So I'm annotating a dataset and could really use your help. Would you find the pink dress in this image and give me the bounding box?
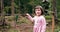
[27,15,46,32]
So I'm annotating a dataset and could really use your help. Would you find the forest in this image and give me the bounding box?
[0,0,60,32]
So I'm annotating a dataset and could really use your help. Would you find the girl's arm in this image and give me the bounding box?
[26,13,34,22]
[41,17,46,32]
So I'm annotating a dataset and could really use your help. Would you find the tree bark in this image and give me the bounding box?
[11,0,14,16]
[0,0,6,32]
[52,0,57,32]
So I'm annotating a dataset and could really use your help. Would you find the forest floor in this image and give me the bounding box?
[0,16,60,32]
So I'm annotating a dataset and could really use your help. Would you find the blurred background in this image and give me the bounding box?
[0,0,60,32]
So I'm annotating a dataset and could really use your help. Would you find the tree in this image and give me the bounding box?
[11,0,14,15]
[20,0,33,15]
[52,0,57,32]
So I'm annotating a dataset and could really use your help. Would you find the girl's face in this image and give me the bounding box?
[35,7,42,16]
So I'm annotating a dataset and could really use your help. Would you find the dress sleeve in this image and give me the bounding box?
[27,15,34,22]
[41,17,46,32]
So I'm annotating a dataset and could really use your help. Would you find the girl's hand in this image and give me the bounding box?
[26,13,30,16]
[25,13,30,18]
[25,13,33,22]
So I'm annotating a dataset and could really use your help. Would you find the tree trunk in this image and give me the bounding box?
[1,0,4,26]
[52,0,57,32]
[18,0,20,16]
[0,0,1,16]
[52,0,57,21]
[11,0,14,16]
[0,0,5,32]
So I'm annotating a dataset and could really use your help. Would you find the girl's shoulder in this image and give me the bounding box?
[40,15,45,18]
[33,15,45,18]
[33,15,45,20]
[39,15,46,20]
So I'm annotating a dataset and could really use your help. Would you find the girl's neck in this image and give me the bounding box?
[36,15,42,17]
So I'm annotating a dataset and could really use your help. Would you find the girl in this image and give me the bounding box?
[26,5,46,32]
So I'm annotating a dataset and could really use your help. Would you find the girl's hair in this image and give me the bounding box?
[34,5,44,15]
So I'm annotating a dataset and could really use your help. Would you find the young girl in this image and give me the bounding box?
[26,5,46,32]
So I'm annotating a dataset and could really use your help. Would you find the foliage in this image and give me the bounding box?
[0,0,60,32]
